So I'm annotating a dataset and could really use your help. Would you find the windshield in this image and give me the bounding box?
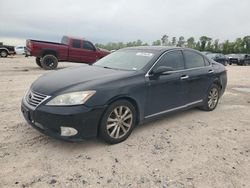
[94,50,155,71]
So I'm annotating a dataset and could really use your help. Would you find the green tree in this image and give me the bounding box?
[243,36,250,53]
[214,39,220,52]
[161,35,168,46]
[171,37,177,46]
[205,40,213,51]
[222,40,235,54]
[234,38,244,53]
[177,36,185,47]
[199,36,212,51]
[135,39,142,46]
[152,40,161,46]
[195,41,201,50]
[187,37,195,48]
[96,36,250,53]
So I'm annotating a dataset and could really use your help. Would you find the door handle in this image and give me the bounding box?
[208,70,214,74]
[180,75,189,80]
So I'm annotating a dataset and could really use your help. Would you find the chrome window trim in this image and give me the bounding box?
[145,49,212,77]
[145,99,203,119]
[145,49,182,77]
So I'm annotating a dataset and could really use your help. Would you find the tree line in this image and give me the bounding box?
[96,35,250,54]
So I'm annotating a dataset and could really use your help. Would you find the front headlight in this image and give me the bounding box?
[46,91,96,106]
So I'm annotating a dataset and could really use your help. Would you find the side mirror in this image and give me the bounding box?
[151,66,174,76]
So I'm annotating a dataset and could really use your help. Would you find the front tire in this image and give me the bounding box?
[99,100,136,144]
[41,54,58,70]
[0,50,8,57]
[200,84,220,111]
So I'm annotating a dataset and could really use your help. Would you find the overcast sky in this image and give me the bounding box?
[0,0,250,45]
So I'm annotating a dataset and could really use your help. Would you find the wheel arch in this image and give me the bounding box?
[212,79,222,89]
[105,95,140,125]
[0,47,9,53]
[41,49,59,58]
[0,48,9,56]
[203,79,223,102]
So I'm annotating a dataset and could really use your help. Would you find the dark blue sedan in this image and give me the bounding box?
[21,47,227,144]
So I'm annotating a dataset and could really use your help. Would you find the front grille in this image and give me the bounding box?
[26,90,49,108]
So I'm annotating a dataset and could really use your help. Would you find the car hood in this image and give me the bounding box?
[31,65,135,95]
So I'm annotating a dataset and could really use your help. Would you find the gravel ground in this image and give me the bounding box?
[0,56,250,188]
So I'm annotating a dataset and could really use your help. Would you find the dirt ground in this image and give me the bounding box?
[0,56,250,188]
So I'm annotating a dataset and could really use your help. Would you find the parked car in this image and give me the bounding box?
[21,47,227,144]
[25,36,110,70]
[206,53,228,66]
[15,45,26,55]
[0,44,15,57]
[226,54,249,65]
[244,54,250,65]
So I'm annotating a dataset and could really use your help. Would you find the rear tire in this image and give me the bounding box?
[35,57,42,68]
[41,54,58,70]
[199,84,220,111]
[99,100,136,144]
[0,50,8,57]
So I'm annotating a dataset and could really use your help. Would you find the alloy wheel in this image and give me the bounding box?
[45,57,54,67]
[106,106,133,139]
[208,87,219,109]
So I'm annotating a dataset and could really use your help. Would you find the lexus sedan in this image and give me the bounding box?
[21,47,227,144]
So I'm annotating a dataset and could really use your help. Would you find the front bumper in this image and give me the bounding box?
[21,98,106,141]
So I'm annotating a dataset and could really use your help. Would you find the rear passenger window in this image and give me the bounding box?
[154,50,184,70]
[183,51,205,69]
[83,41,95,51]
[72,39,81,48]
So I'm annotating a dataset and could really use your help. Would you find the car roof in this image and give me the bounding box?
[122,46,206,57]
[123,46,179,51]
[122,46,197,53]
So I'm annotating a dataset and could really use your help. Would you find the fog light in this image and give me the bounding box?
[34,122,44,130]
[60,127,78,136]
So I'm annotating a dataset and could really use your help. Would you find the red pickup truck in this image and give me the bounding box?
[26,36,110,70]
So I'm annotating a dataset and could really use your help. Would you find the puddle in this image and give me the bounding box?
[233,87,250,93]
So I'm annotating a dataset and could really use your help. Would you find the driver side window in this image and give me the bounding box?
[83,41,95,51]
[154,50,185,71]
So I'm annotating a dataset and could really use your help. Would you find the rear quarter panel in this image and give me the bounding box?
[212,62,227,96]
[28,40,69,60]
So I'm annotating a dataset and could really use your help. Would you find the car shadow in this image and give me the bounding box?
[134,108,201,132]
